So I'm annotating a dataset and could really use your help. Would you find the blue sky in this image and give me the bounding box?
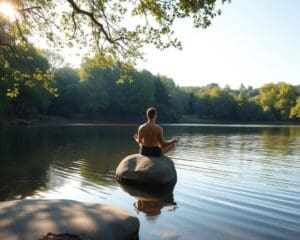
[137,0,300,88]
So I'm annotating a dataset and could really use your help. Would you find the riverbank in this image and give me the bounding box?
[1,114,299,127]
[178,115,300,125]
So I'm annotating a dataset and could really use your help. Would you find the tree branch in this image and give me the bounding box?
[0,43,19,59]
[21,6,41,12]
[16,20,29,46]
[66,0,115,44]
[71,11,77,38]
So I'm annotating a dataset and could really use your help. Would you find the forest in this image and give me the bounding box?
[1,0,299,124]
[0,46,300,123]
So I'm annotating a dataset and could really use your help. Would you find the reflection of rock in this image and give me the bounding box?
[118,180,176,202]
[118,181,177,219]
[116,154,177,186]
[0,199,140,240]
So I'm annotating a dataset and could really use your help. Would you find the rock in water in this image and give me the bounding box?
[118,181,177,218]
[0,199,139,240]
[116,153,177,186]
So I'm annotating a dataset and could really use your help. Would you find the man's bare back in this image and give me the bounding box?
[138,123,162,147]
[134,107,179,156]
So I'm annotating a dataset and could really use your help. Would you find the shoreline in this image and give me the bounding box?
[1,115,299,127]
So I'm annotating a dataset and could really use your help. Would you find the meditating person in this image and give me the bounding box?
[134,107,179,156]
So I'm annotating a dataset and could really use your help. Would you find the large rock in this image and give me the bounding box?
[116,153,177,186]
[0,199,139,240]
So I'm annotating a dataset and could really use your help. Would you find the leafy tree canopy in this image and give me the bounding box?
[0,43,55,98]
[0,0,230,66]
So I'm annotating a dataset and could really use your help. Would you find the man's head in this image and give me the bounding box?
[146,107,157,121]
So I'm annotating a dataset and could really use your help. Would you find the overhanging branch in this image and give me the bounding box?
[66,0,115,44]
[0,43,19,59]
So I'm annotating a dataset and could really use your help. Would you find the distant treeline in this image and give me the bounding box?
[1,49,300,122]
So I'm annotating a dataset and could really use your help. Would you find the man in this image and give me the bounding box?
[134,107,179,156]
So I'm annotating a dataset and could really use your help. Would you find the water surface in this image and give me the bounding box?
[0,124,299,239]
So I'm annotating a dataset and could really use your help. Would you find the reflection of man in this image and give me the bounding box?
[134,200,164,216]
[134,199,178,217]
[134,107,179,157]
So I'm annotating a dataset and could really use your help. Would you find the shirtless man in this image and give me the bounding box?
[134,107,179,156]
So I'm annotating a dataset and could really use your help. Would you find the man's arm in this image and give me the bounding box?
[158,127,178,147]
[133,126,144,146]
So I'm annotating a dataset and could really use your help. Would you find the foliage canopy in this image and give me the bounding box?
[0,0,229,65]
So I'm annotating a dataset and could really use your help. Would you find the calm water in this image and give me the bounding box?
[0,124,299,239]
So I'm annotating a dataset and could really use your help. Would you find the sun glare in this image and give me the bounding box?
[0,2,18,21]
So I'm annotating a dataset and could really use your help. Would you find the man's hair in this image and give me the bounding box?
[146,107,157,119]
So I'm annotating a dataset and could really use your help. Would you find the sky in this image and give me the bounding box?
[21,0,300,89]
[135,0,300,88]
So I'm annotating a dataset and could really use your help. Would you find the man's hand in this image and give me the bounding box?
[133,133,138,142]
[133,133,142,147]
[172,137,179,143]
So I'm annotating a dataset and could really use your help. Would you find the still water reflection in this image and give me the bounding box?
[0,124,299,239]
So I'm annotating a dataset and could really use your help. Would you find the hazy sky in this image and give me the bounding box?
[48,0,300,88]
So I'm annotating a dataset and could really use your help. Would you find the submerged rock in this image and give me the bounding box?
[118,181,177,219]
[116,153,177,186]
[0,199,139,240]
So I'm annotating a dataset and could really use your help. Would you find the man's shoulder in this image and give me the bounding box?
[155,124,163,131]
[139,123,161,130]
[138,123,148,130]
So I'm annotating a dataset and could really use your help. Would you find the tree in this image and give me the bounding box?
[154,76,170,119]
[195,84,238,120]
[159,76,188,120]
[186,93,197,115]
[0,43,55,118]
[47,67,81,118]
[235,90,265,121]
[0,0,230,67]
[290,97,300,119]
[0,13,55,99]
[79,60,114,117]
[258,83,297,120]
[115,69,155,119]
[209,87,238,120]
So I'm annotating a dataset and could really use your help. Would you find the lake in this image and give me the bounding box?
[0,124,299,239]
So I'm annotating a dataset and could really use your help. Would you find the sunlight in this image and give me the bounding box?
[0,2,18,22]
